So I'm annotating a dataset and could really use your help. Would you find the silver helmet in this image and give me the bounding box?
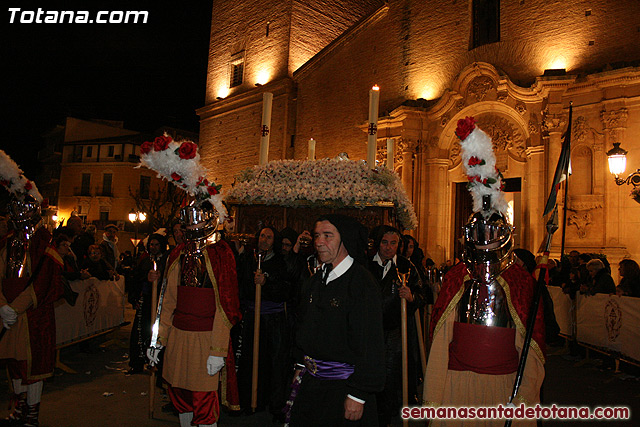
[180,201,219,242]
[462,195,513,284]
[9,195,41,236]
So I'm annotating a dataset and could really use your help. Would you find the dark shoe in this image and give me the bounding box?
[161,402,178,416]
[23,402,39,427]
[0,392,27,426]
[125,367,143,375]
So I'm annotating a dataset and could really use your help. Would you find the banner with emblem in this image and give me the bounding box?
[54,277,125,346]
[575,294,640,362]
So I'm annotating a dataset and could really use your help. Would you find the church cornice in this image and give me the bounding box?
[197,78,295,120]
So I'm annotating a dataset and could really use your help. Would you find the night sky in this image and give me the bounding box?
[3,1,213,177]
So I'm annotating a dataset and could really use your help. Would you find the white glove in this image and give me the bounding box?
[146,345,164,366]
[206,356,225,376]
[0,305,17,328]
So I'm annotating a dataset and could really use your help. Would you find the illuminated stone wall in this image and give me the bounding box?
[200,0,640,268]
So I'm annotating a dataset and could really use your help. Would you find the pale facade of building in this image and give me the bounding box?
[198,0,640,273]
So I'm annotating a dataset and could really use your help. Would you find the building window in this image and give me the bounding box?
[107,146,115,157]
[72,146,83,162]
[99,210,109,222]
[86,146,93,157]
[140,175,151,199]
[102,173,112,196]
[472,0,500,49]
[229,51,245,88]
[81,173,91,196]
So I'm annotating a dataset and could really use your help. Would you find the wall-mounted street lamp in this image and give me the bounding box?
[128,209,147,255]
[607,142,640,186]
[606,142,640,203]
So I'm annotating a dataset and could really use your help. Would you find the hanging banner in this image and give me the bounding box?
[576,293,640,362]
[55,277,125,346]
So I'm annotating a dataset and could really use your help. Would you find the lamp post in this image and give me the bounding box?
[128,209,147,256]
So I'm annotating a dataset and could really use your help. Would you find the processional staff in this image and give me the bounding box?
[251,251,264,412]
[398,270,410,427]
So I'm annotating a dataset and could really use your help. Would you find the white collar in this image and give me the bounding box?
[373,253,395,279]
[324,255,353,285]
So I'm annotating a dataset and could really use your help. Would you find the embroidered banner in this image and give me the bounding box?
[54,277,125,346]
[576,293,640,362]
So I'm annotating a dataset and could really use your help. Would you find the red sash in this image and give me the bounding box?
[2,277,29,303]
[448,322,518,375]
[173,287,216,331]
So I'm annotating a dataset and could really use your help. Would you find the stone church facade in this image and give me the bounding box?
[197,0,640,272]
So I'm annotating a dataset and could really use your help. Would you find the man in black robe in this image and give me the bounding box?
[368,225,426,426]
[289,214,385,426]
[235,226,292,420]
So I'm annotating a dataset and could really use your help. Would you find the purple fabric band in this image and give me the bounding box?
[283,356,356,426]
[243,300,285,314]
[303,355,354,379]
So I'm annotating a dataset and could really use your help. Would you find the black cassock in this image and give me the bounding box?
[291,261,385,426]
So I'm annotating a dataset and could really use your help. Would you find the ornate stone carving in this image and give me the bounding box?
[541,108,566,134]
[440,114,450,127]
[528,119,539,134]
[476,115,527,159]
[455,100,466,111]
[497,91,508,103]
[449,140,461,165]
[568,195,604,211]
[568,211,593,239]
[515,101,527,115]
[600,108,628,130]
[467,76,495,102]
[574,116,589,143]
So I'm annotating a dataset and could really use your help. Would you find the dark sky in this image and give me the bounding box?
[3,0,213,177]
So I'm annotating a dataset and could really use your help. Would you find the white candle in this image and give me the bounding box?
[367,85,380,168]
[308,138,316,160]
[259,92,273,166]
[387,138,394,170]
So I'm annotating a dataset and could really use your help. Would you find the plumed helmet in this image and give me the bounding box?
[180,200,219,242]
[462,195,513,283]
[9,194,41,231]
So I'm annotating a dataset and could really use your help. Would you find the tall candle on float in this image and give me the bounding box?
[387,138,395,170]
[259,92,273,166]
[308,138,316,160]
[367,85,380,168]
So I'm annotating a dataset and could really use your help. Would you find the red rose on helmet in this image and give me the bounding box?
[141,141,153,154]
[455,116,476,140]
[171,173,182,181]
[25,181,32,191]
[154,135,172,151]
[178,141,198,159]
[207,186,218,196]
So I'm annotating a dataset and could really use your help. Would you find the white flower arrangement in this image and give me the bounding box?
[137,135,227,221]
[226,158,419,229]
[0,149,43,202]
[455,117,508,216]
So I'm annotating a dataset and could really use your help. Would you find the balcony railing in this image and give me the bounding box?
[65,153,141,163]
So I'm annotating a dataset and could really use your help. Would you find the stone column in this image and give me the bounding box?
[524,145,546,253]
[399,140,417,202]
[420,158,450,265]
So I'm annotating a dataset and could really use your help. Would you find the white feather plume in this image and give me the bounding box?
[0,149,43,202]
[458,123,508,216]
